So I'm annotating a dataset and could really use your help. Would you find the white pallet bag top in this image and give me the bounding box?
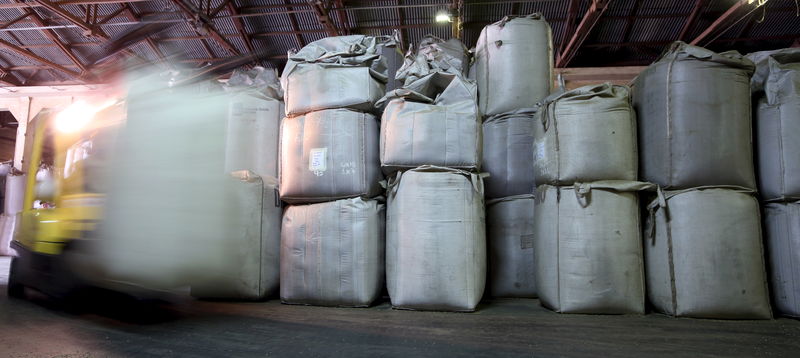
[386,166,486,311]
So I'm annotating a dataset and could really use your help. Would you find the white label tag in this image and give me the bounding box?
[309,148,327,176]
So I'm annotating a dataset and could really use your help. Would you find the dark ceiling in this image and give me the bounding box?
[0,0,797,86]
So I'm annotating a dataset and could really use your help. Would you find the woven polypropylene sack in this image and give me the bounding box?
[534,181,648,314]
[486,194,536,298]
[281,197,385,307]
[534,83,637,186]
[762,201,800,317]
[633,42,756,190]
[482,109,536,199]
[473,13,553,116]
[379,73,481,173]
[644,187,771,319]
[282,35,390,116]
[386,166,486,311]
[748,49,800,201]
[279,109,382,204]
[191,173,282,300]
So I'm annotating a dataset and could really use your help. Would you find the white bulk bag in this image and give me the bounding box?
[191,172,282,300]
[378,72,481,173]
[279,109,382,204]
[482,108,536,199]
[282,35,390,116]
[645,187,771,319]
[633,42,756,190]
[535,181,650,314]
[386,166,486,311]
[473,13,553,116]
[763,201,800,317]
[534,83,637,186]
[486,194,536,298]
[281,197,385,307]
[748,49,800,201]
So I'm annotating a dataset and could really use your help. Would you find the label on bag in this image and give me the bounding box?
[309,148,327,176]
[520,234,534,249]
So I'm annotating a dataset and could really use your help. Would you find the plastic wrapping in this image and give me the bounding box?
[473,13,553,116]
[633,42,756,190]
[378,73,481,173]
[279,109,382,204]
[534,83,637,186]
[482,108,536,199]
[281,197,385,307]
[534,181,649,314]
[486,195,536,298]
[386,166,486,311]
[644,187,771,319]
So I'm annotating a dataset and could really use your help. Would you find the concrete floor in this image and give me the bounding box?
[0,256,799,357]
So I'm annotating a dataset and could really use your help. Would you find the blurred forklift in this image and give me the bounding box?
[7,69,284,304]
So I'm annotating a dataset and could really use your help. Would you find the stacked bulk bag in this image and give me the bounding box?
[533,84,637,185]
[396,35,469,85]
[748,49,800,201]
[644,187,771,319]
[279,109,382,203]
[191,171,282,300]
[223,67,284,179]
[190,68,284,300]
[534,181,649,314]
[281,197,385,307]
[747,49,800,318]
[281,35,390,116]
[279,36,388,307]
[486,194,536,298]
[0,168,23,256]
[762,202,800,317]
[378,72,481,173]
[633,42,756,189]
[472,13,553,116]
[482,108,536,199]
[386,166,486,311]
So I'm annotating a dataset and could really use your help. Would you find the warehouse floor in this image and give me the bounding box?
[0,257,799,357]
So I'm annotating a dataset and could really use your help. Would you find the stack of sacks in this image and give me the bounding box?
[533,83,645,314]
[634,42,771,319]
[473,14,553,299]
[747,48,800,318]
[381,37,485,312]
[279,36,389,307]
[191,67,284,300]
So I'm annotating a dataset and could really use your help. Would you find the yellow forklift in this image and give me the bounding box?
[7,100,123,299]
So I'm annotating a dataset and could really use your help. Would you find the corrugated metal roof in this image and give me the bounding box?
[0,0,796,85]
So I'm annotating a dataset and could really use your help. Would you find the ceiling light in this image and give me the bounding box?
[435,12,452,23]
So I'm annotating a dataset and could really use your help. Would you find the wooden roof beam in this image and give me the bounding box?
[557,0,612,68]
[558,0,580,54]
[678,0,707,41]
[170,0,241,56]
[284,0,307,49]
[11,1,88,73]
[226,3,255,54]
[0,38,82,80]
[308,0,340,37]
